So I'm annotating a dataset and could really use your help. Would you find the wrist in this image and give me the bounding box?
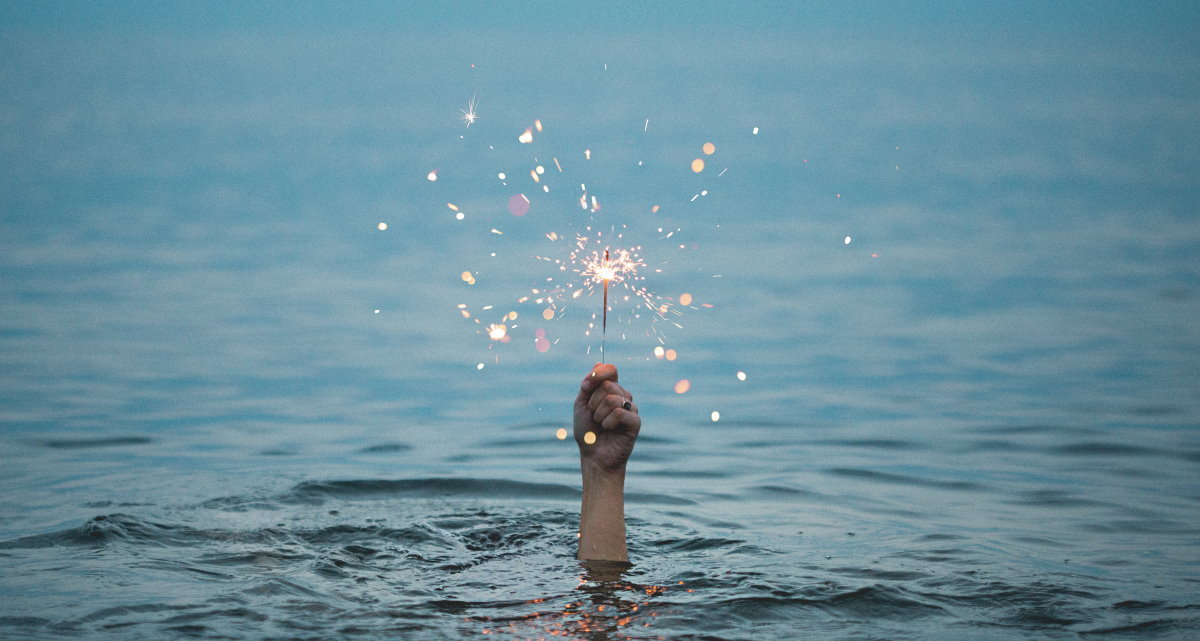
[580,456,627,483]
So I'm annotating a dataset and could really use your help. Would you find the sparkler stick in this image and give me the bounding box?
[601,248,609,363]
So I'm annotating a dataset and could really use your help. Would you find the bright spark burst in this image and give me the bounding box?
[460,95,479,127]
[531,227,683,346]
[486,323,508,341]
[581,247,639,285]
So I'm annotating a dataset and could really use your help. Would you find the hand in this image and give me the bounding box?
[574,363,641,472]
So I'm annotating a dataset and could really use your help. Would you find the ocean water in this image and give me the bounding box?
[2,6,1200,640]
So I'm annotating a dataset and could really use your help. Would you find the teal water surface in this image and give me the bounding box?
[2,5,1199,640]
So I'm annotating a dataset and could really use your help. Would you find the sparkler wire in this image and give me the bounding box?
[601,248,609,363]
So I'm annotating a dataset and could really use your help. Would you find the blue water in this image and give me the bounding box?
[2,5,1199,640]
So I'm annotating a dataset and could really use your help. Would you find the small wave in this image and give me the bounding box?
[749,484,822,498]
[40,436,152,449]
[1054,442,1162,457]
[812,438,923,450]
[1006,490,1113,508]
[357,443,412,454]
[649,537,747,553]
[699,585,948,622]
[824,467,984,491]
[0,514,183,548]
[282,478,581,504]
[1081,619,1198,636]
[829,566,933,581]
[975,424,1098,436]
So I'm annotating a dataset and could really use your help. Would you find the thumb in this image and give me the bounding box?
[590,362,618,384]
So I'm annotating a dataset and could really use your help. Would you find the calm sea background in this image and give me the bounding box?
[2,2,1198,639]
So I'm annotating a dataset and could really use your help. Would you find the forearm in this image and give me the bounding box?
[577,458,628,562]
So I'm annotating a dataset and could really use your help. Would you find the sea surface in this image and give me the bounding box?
[2,6,1199,640]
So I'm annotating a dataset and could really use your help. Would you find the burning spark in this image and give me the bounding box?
[460,95,479,127]
[582,247,640,286]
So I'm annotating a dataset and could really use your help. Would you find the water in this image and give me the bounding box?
[3,6,1200,640]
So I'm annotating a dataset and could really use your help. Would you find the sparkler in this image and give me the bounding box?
[581,246,637,362]
[602,249,609,361]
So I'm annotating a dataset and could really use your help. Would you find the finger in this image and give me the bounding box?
[588,381,630,411]
[577,365,604,413]
[590,394,620,425]
[592,395,636,428]
[601,406,641,433]
[580,366,600,394]
[589,363,619,385]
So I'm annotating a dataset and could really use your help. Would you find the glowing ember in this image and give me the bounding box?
[581,247,641,286]
[737,370,747,381]
[426,170,438,181]
[679,292,693,306]
[844,235,852,245]
[711,411,720,422]
[518,127,534,144]
[691,158,705,173]
[583,431,597,445]
[702,142,715,155]
[376,222,388,231]
[555,428,568,440]
[459,95,479,127]
[674,379,691,394]
[487,324,508,341]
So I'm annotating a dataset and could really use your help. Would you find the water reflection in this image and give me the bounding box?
[473,561,675,640]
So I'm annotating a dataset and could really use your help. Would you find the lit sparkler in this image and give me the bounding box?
[527,229,680,358]
[582,247,630,362]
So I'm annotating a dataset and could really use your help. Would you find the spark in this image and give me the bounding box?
[460,94,479,127]
[581,247,640,287]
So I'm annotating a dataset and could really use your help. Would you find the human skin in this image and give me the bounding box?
[574,363,641,562]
